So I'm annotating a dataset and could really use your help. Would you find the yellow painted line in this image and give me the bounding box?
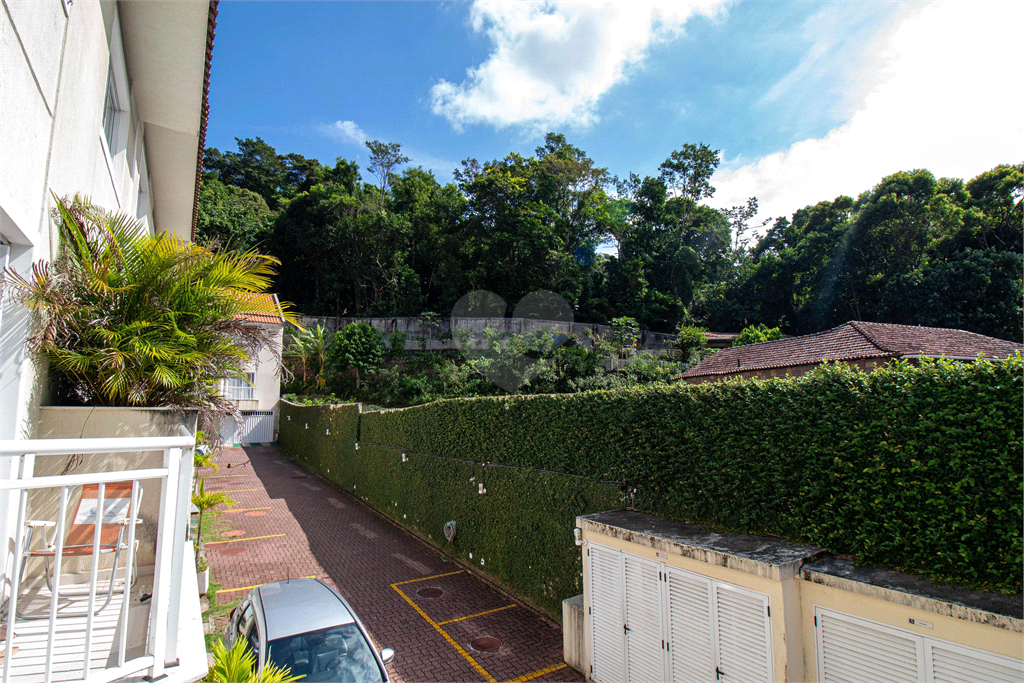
[218,576,315,595]
[206,533,285,546]
[392,570,463,586]
[203,474,249,478]
[507,662,568,682]
[209,488,262,493]
[391,582,496,683]
[436,604,516,626]
[221,506,272,512]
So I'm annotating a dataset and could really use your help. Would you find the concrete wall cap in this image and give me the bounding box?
[577,509,827,581]
[802,558,1023,632]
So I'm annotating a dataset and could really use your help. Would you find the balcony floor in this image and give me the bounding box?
[4,570,153,682]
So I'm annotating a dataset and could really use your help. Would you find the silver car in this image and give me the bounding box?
[225,578,394,682]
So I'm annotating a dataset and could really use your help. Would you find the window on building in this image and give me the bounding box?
[102,67,119,154]
[224,372,257,401]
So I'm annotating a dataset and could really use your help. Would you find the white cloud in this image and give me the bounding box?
[321,120,368,145]
[713,1,1024,229]
[431,0,729,131]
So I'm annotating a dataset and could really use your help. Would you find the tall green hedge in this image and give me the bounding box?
[278,401,622,616]
[357,357,1022,594]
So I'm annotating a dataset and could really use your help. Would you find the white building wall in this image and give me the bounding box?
[1,0,208,606]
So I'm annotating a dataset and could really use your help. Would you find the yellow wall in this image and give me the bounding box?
[582,529,794,683]
[799,580,1024,680]
[581,528,1023,682]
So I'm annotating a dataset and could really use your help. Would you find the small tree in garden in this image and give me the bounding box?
[610,316,640,357]
[673,324,708,362]
[326,322,384,389]
[192,478,234,548]
[733,323,783,347]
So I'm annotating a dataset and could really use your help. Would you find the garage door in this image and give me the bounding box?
[816,607,1023,683]
[588,543,774,683]
[239,411,274,444]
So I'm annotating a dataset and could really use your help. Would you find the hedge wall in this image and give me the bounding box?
[278,401,622,616]
[358,357,1023,594]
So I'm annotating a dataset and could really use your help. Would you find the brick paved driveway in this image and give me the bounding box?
[200,445,583,683]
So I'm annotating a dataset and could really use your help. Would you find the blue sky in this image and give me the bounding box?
[206,1,1022,227]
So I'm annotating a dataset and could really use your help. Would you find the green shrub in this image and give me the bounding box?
[358,356,1023,594]
[732,323,783,346]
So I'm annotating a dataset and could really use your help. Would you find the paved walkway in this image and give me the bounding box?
[200,445,583,683]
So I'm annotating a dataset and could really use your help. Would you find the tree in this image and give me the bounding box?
[204,137,288,209]
[195,177,274,251]
[191,478,234,549]
[4,194,298,437]
[673,324,708,362]
[326,323,384,389]
[365,140,409,199]
[733,323,782,346]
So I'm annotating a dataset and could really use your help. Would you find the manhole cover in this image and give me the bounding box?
[245,511,267,517]
[220,547,248,556]
[417,587,443,598]
[469,637,501,653]
[222,530,246,537]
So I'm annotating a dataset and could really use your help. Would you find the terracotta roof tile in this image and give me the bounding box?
[681,321,1023,378]
[234,293,284,325]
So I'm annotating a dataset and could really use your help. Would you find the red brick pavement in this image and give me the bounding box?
[199,445,584,683]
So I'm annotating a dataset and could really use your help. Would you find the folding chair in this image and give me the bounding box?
[17,481,142,619]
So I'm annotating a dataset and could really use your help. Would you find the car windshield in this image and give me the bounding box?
[267,623,383,682]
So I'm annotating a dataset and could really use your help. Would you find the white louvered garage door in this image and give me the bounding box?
[816,608,1023,683]
[623,554,665,683]
[586,545,774,683]
[665,566,716,682]
[714,582,774,683]
[589,544,626,683]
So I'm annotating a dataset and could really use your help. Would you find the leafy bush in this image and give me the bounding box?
[325,323,384,388]
[358,356,1022,594]
[4,194,295,437]
[673,324,708,362]
[733,323,783,346]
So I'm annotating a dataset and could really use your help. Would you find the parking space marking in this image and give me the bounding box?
[436,604,517,626]
[210,487,262,493]
[390,581,497,683]
[203,474,249,478]
[392,570,463,586]
[218,576,316,595]
[507,663,569,682]
[222,506,272,513]
[206,533,286,546]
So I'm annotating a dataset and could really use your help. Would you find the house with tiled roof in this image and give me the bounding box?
[679,321,1023,384]
[221,293,286,445]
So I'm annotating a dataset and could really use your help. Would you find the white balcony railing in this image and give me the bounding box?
[0,433,196,683]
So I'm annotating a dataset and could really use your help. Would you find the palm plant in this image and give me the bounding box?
[192,478,234,548]
[206,636,299,682]
[3,193,299,436]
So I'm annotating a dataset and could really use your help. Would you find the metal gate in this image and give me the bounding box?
[239,411,274,444]
[221,411,276,445]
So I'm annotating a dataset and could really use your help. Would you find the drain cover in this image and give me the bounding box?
[469,637,501,653]
[417,587,443,598]
[220,547,248,556]
[222,530,246,537]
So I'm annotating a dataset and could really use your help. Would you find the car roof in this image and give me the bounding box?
[257,578,355,641]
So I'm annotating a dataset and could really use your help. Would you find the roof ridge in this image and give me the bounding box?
[847,320,897,353]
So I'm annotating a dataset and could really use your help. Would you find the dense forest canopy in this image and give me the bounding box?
[198,135,1023,341]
